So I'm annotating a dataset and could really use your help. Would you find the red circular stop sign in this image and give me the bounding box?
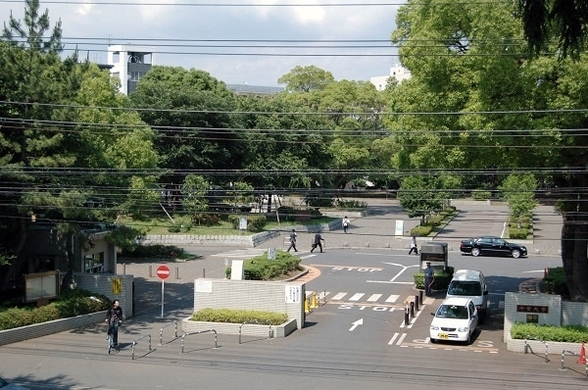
[156,265,171,280]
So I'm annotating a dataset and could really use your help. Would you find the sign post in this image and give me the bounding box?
[156,265,171,319]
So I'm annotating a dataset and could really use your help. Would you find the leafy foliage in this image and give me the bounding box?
[511,323,588,343]
[225,250,301,281]
[0,289,110,331]
[191,308,288,325]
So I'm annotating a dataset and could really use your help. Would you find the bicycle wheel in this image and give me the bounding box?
[107,334,113,354]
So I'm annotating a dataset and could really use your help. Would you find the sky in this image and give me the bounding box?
[0,0,403,87]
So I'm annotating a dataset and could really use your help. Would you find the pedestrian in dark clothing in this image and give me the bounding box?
[408,235,418,255]
[105,299,124,346]
[311,233,325,253]
[287,229,298,252]
[424,262,435,296]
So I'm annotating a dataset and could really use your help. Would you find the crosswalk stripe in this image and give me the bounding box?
[306,292,409,305]
[386,294,400,303]
[349,293,365,301]
[367,294,382,302]
[331,292,347,300]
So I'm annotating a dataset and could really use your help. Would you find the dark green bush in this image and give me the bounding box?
[542,266,569,298]
[410,225,433,236]
[225,250,301,280]
[0,289,111,331]
[413,266,455,290]
[121,244,185,258]
[471,190,492,200]
[191,308,288,325]
[511,323,588,343]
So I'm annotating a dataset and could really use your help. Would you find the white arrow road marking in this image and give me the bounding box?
[349,318,363,331]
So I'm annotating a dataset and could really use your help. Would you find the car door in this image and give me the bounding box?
[493,238,511,256]
[477,237,493,255]
[468,301,478,332]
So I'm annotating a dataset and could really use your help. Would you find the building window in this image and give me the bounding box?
[84,252,105,273]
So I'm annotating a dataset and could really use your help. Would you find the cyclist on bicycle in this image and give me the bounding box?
[105,299,124,347]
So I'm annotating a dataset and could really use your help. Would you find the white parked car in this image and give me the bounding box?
[429,297,478,344]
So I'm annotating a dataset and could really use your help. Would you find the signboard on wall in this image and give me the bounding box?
[24,271,59,302]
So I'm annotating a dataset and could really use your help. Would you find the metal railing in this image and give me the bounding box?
[524,335,549,362]
[561,349,588,377]
[131,334,152,360]
[238,322,273,344]
[181,329,218,354]
[159,320,178,345]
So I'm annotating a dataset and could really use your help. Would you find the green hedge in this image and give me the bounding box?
[511,323,588,343]
[0,289,111,331]
[413,266,454,291]
[121,244,185,258]
[190,308,288,325]
[542,267,570,298]
[225,250,301,280]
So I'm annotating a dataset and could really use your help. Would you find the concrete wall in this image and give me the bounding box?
[191,278,305,332]
[561,301,588,326]
[75,273,134,317]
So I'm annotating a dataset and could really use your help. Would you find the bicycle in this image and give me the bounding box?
[106,321,121,354]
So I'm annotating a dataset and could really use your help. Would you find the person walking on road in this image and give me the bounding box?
[408,235,418,255]
[311,233,325,253]
[342,216,350,233]
[424,262,435,297]
[287,229,298,252]
[105,299,124,347]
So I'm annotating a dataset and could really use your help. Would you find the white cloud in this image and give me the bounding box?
[0,1,403,86]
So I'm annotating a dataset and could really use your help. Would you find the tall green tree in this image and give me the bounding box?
[278,65,335,93]
[130,66,238,205]
[391,0,588,300]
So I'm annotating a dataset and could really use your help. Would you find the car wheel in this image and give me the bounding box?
[511,249,521,259]
[471,248,481,257]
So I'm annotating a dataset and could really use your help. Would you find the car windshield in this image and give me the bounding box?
[436,304,469,320]
[0,378,8,387]
[448,281,482,296]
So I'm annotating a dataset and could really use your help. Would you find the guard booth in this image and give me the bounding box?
[419,242,448,271]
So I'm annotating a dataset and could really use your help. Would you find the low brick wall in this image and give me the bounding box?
[0,311,106,347]
[182,318,297,338]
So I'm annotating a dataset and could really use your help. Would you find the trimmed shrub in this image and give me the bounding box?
[225,250,301,280]
[191,308,288,325]
[511,323,588,343]
[413,266,455,291]
[471,190,492,200]
[121,244,185,259]
[0,289,111,331]
[542,267,569,298]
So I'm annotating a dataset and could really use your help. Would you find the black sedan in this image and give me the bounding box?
[460,236,528,258]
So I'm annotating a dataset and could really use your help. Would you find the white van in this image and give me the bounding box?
[445,269,488,323]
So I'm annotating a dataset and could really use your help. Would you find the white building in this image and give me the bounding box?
[370,64,412,91]
[107,45,156,95]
